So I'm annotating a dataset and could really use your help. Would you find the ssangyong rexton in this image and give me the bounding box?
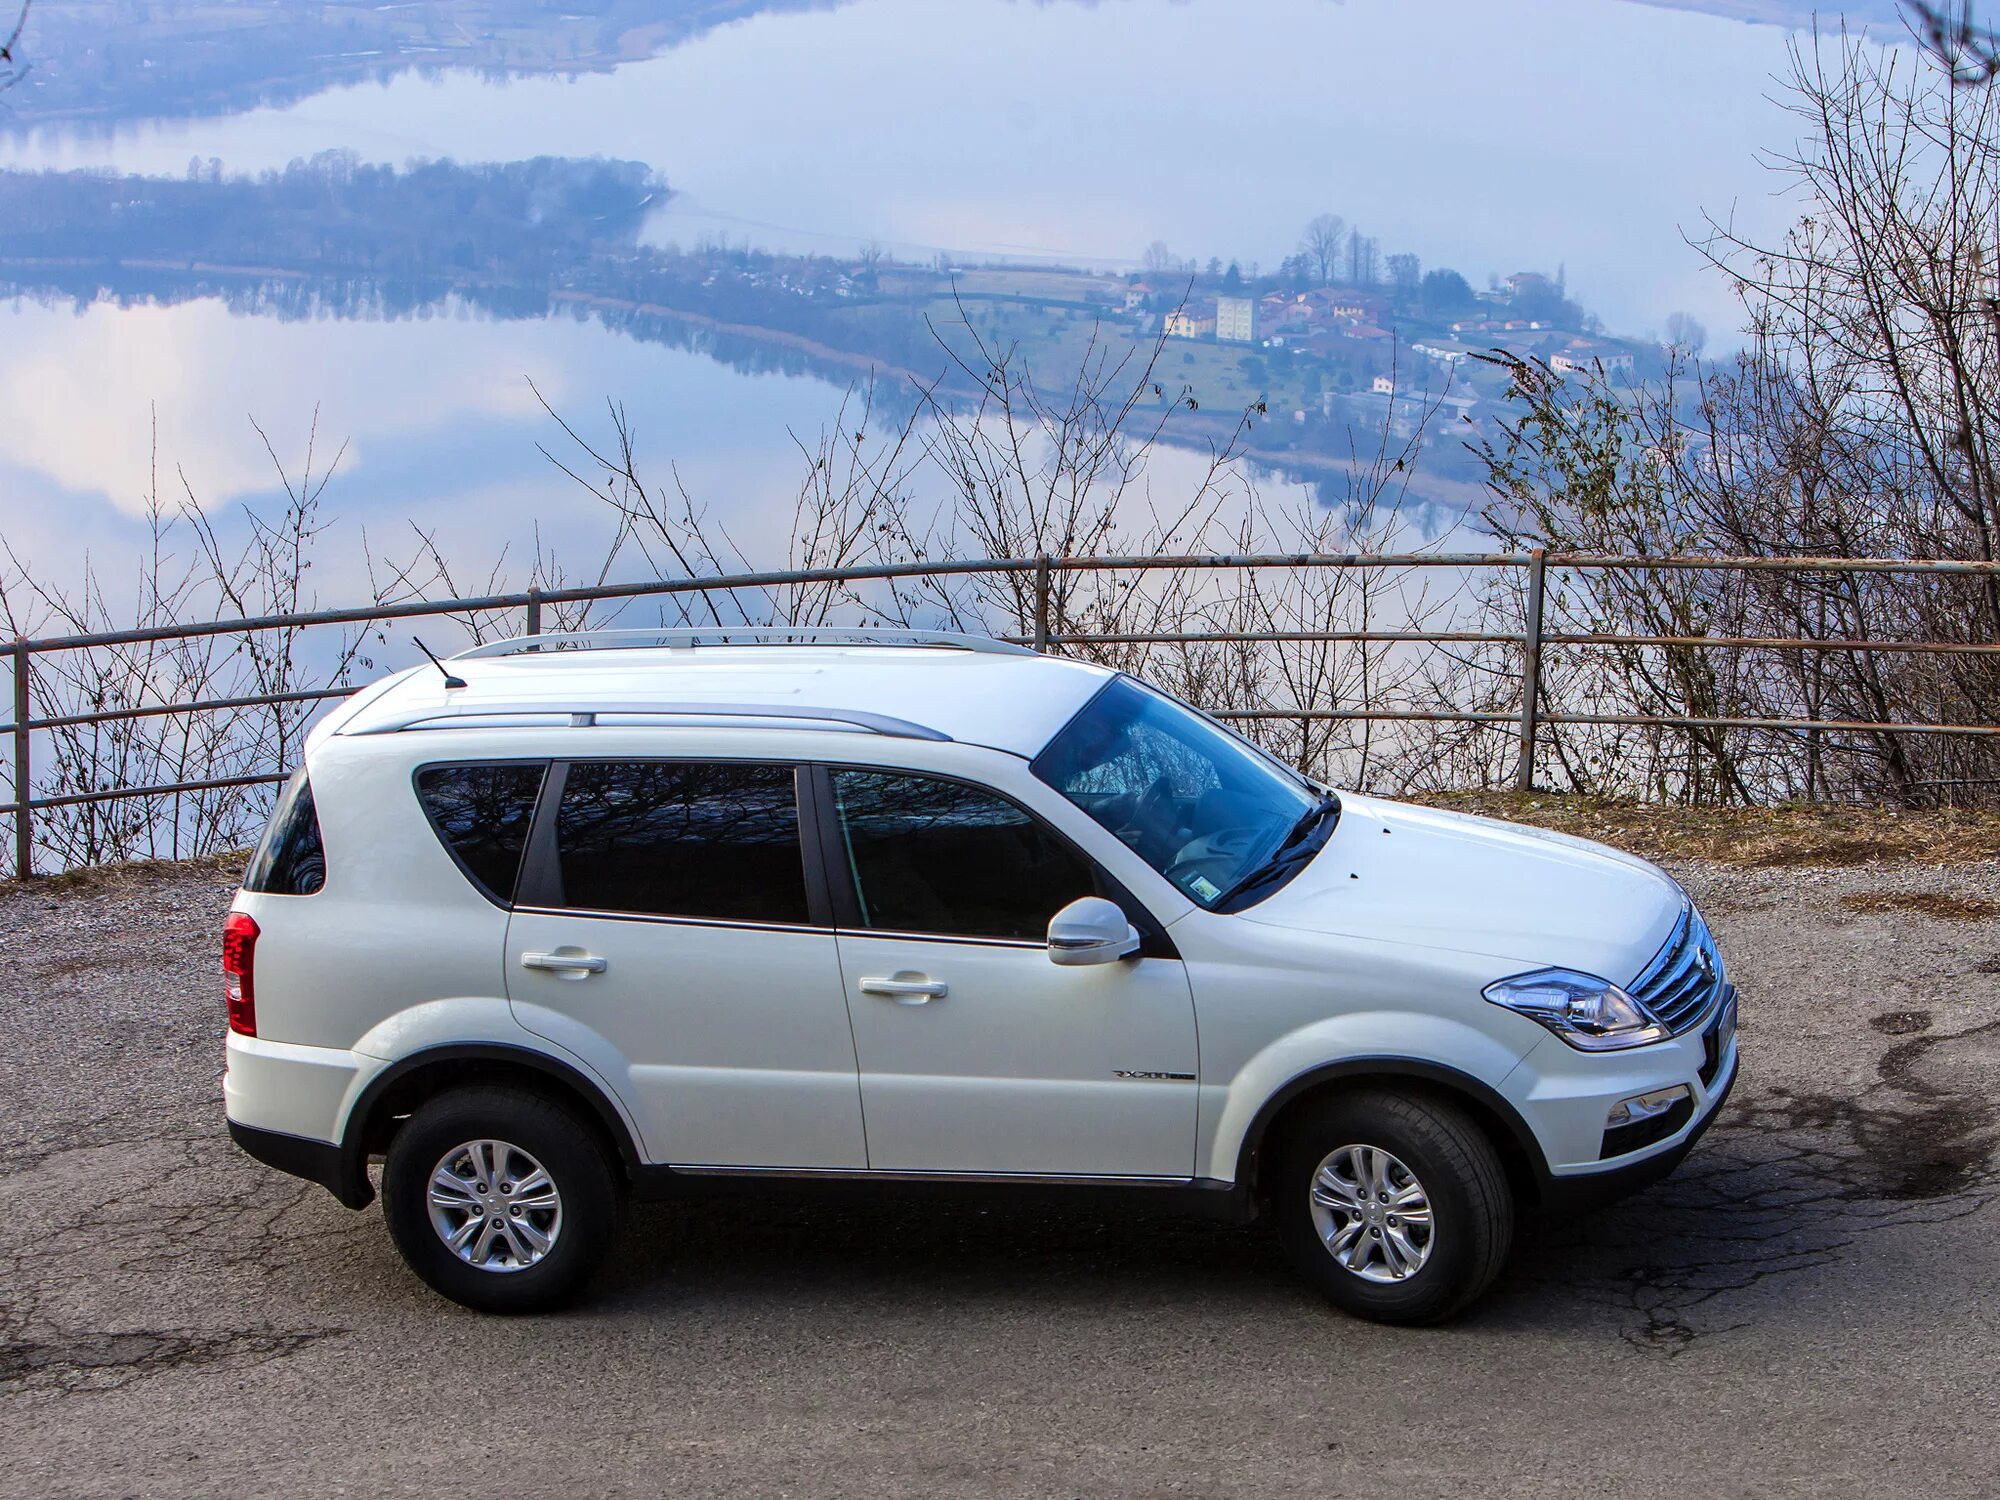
[224,628,1737,1323]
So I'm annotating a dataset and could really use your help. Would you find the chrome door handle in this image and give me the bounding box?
[520,951,608,974]
[859,976,948,1004]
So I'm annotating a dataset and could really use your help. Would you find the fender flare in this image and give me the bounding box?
[1232,1055,1552,1199]
[335,1042,643,1207]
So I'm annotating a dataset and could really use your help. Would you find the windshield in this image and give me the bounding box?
[1031,676,1329,909]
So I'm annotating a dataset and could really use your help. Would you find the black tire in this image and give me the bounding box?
[381,1085,622,1314]
[1273,1088,1513,1325]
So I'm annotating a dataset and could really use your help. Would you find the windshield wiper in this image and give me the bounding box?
[1274,793,1340,857]
[1210,794,1340,911]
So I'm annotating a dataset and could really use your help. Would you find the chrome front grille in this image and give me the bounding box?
[1627,902,1725,1035]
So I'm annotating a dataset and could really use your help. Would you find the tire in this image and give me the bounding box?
[381,1085,622,1314]
[1273,1088,1513,1325]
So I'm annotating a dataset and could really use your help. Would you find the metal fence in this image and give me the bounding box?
[5,549,1998,878]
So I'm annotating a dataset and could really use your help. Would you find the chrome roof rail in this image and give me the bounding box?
[453,626,1035,660]
[345,701,952,741]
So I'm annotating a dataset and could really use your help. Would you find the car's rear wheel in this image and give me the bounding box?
[382,1085,621,1313]
[1273,1088,1513,1324]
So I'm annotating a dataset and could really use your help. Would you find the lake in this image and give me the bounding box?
[0,0,1871,602]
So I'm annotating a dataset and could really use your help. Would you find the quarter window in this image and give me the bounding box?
[553,761,809,925]
[415,762,548,905]
[243,770,327,896]
[829,770,1098,940]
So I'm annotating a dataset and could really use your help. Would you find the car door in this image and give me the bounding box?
[505,758,866,1169]
[819,766,1198,1178]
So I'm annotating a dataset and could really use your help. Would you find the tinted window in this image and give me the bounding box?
[243,771,326,896]
[830,771,1097,940]
[555,761,809,924]
[416,762,547,904]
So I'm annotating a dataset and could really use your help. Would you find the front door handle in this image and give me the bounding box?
[859,975,948,1004]
[520,950,608,975]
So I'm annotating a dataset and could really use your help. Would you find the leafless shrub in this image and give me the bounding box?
[0,3,30,97]
[1471,24,2000,808]
[514,308,1492,790]
[0,410,370,870]
[1906,1,2000,87]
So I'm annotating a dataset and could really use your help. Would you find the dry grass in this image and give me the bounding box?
[0,849,248,900]
[1838,891,2000,922]
[1415,792,2000,869]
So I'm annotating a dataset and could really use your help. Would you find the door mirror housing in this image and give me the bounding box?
[1047,896,1142,966]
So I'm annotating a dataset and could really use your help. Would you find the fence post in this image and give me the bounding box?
[1033,556,1052,652]
[1513,548,1547,792]
[525,587,543,641]
[12,638,30,880]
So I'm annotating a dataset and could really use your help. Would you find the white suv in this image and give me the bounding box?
[223,628,1737,1323]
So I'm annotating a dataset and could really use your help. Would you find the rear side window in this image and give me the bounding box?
[415,762,548,905]
[552,761,809,925]
[244,771,326,896]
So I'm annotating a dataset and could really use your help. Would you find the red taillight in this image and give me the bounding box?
[223,911,259,1037]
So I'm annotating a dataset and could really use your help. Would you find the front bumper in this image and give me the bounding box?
[1507,989,1740,1212]
[1537,1049,1736,1214]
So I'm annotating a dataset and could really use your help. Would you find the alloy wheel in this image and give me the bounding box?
[1307,1142,1434,1283]
[426,1138,564,1273]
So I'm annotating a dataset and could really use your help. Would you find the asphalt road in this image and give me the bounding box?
[1,854,1996,1498]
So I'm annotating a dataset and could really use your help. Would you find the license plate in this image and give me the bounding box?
[1712,992,1738,1057]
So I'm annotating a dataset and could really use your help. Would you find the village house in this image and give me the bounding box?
[1164,301,1216,339]
[1450,316,1551,335]
[1214,295,1255,343]
[1259,294,1308,330]
[1550,337,1635,375]
[1294,288,1384,322]
[1123,280,1154,312]
[1412,337,1478,366]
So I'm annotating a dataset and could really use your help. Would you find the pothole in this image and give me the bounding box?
[1871,1009,1932,1035]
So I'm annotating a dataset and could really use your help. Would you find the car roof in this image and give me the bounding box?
[317,635,1117,760]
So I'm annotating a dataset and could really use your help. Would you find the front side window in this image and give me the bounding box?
[554,761,809,925]
[243,770,326,896]
[830,770,1098,940]
[415,762,548,904]
[1031,676,1327,909]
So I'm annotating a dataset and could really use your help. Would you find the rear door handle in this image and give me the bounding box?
[859,975,948,1004]
[520,951,608,974]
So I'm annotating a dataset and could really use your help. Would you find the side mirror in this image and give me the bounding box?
[1047,896,1142,967]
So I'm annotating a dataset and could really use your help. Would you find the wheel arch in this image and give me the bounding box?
[1236,1057,1551,1210]
[337,1044,642,1208]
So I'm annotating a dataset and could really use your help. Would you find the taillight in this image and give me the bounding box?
[223,911,259,1037]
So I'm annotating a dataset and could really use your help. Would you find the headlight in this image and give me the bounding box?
[1482,967,1669,1051]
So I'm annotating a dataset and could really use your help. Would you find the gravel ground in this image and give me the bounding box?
[0,854,1996,1498]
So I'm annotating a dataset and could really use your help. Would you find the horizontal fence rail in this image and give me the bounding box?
[6,550,1998,877]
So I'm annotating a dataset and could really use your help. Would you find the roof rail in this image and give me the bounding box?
[453,626,1036,660]
[344,701,952,742]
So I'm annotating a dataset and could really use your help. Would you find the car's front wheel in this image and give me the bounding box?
[1273,1088,1513,1324]
[381,1085,621,1313]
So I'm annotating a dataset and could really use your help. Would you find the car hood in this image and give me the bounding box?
[1238,792,1683,983]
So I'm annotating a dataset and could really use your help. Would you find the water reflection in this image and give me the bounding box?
[1,290,1410,605]
[0,294,866,590]
[0,0,1832,335]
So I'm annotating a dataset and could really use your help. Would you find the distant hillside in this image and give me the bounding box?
[0,1,839,125]
[0,155,662,275]
[1621,0,1906,28]
[2,1,1917,130]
